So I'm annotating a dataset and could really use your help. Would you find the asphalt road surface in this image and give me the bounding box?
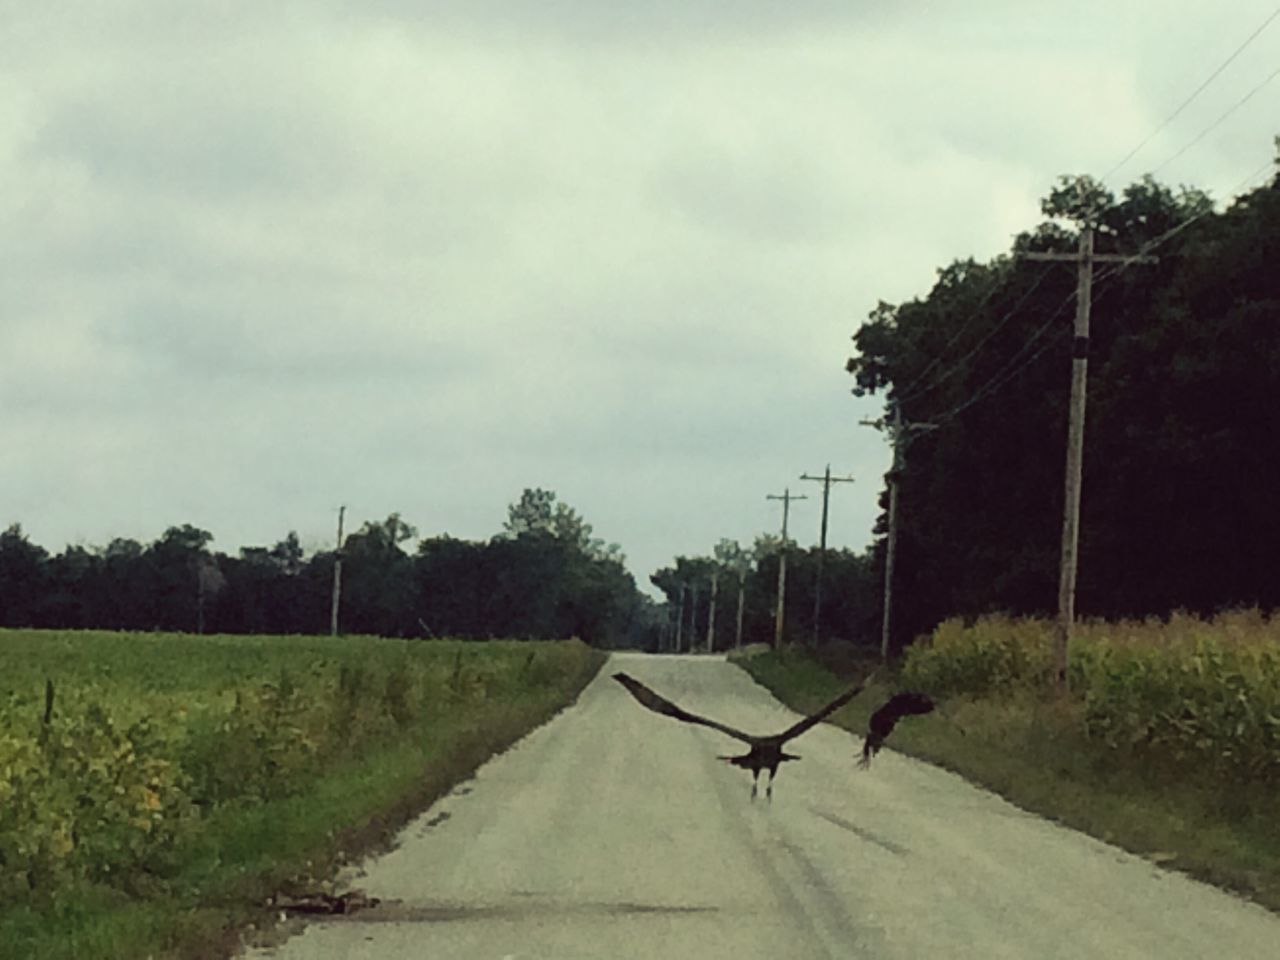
[243,653,1279,959]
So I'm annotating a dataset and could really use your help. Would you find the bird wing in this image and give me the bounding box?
[613,672,755,744]
[776,673,874,743]
[860,691,935,767]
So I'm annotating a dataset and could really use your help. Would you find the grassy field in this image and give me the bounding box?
[734,613,1280,913]
[0,630,604,960]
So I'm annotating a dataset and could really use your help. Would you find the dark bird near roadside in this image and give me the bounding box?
[859,691,935,768]
[612,671,869,799]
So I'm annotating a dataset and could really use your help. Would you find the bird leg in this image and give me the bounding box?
[766,768,775,801]
[751,769,760,800]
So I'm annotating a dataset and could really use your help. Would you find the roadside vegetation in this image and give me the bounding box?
[0,630,604,960]
[735,610,1280,913]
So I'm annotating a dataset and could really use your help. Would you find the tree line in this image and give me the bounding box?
[0,489,657,648]
[649,537,880,651]
[846,154,1280,651]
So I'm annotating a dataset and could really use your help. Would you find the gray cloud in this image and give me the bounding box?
[2,1,1277,591]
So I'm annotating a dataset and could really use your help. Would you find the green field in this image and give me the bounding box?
[0,630,604,960]
[735,611,1280,913]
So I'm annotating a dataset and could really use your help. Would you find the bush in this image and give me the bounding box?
[901,611,1280,783]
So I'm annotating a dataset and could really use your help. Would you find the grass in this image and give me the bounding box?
[0,632,605,960]
[733,643,1280,913]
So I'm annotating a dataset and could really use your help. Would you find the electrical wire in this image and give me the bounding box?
[889,265,1006,401]
[1096,157,1277,281]
[927,289,1077,427]
[923,159,1277,425]
[1102,5,1280,183]
[892,265,1056,406]
[879,158,1273,409]
[1149,62,1280,176]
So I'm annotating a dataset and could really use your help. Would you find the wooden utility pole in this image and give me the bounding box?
[329,505,345,637]
[800,465,855,645]
[688,583,701,654]
[879,409,904,664]
[196,558,207,636]
[674,582,686,652]
[735,569,746,649]
[861,407,936,662]
[705,571,719,653]
[766,488,807,648]
[882,412,901,664]
[1022,226,1156,689]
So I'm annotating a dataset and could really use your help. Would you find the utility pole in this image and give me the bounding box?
[705,570,719,653]
[800,465,855,646]
[861,408,936,663]
[688,583,700,654]
[1021,225,1156,690]
[735,567,746,649]
[766,488,807,648]
[196,561,206,636]
[674,582,686,653]
[329,505,345,637]
[880,410,903,665]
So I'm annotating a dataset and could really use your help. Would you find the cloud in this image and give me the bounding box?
[2,0,1276,591]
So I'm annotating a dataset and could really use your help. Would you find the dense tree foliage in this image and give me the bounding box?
[847,159,1280,651]
[0,490,653,647]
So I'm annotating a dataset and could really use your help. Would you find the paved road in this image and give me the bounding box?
[244,653,1279,959]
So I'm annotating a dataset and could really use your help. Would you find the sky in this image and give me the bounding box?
[2,1,1278,596]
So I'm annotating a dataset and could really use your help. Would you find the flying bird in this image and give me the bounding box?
[859,691,935,768]
[613,671,868,799]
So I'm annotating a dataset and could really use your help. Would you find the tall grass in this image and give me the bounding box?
[0,630,604,959]
[903,610,1280,783]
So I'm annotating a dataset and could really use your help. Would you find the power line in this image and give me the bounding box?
[892,161,1272,411]
[889,266,1006,400]
[928,289,1077,426]
[926,157,1277,426]
[893,265,1056,405]
[931,248,1179,428]
[1150,62,1280,177]
[1102,5,1280,183]
[935,268,1137,427]
[1095,157,1276,281]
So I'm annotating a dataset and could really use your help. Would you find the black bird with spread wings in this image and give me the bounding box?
[859,691,935,768]
[613,671,868,799]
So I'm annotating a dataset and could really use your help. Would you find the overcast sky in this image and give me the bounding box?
[3,2,1277,595]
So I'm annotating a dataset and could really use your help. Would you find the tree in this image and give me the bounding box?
[415,492,643,646]
[1041,174,1114,225]
[714,539,751,649]
[845,167,1280,647]
[0,524,48,627]
[140,526,215,631]
[501,487,619,562]
[341,514,419,637]
[40,545,103,628]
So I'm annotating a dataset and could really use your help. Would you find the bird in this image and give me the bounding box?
[612,671,870,800]
[859,691,935,768]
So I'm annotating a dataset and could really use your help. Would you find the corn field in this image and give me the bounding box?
[0,631,594,904]
[902,610,1280,782]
